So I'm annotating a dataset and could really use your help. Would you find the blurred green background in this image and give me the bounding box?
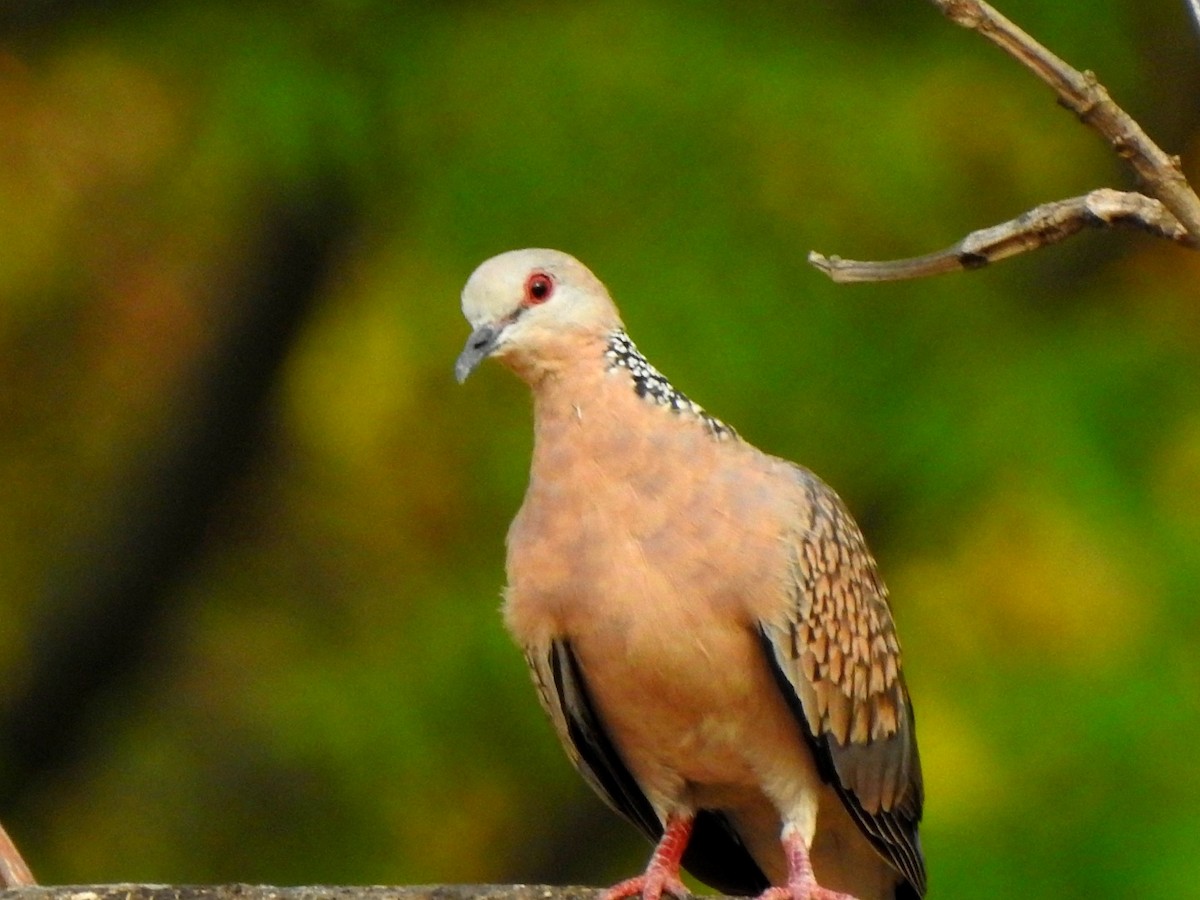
[1,1,1198,897]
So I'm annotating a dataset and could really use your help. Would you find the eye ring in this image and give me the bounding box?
[523,271,555,306]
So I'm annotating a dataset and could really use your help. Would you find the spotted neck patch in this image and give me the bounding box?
[605,331,737,441]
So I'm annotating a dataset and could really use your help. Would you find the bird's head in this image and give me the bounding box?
[455,248,623,384]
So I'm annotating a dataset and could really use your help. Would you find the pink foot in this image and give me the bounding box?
[755,825,858,900]
[602,870,690,900]
[757,885,856,900]
[601,814,694,900]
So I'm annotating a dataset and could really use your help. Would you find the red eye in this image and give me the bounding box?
[523,271,555,306]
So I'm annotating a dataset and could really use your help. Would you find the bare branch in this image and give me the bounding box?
[928,0,1200,245]
[0,821,34,888]
[809,189,1187,283]
[0,887,603,900]
[809,1,1200,282]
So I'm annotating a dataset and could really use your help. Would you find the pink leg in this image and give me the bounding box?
[757,826,858,900]
[602,814,694,900]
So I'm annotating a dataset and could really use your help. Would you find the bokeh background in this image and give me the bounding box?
[1,1,1198,897]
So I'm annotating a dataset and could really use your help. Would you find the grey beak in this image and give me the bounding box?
[455,322,503,383]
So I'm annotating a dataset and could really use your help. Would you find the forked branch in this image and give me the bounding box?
[810,0,1200,283]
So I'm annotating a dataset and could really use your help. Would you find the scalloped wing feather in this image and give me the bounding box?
[759,468,926,895]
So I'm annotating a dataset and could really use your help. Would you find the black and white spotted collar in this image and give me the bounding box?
[604,331,737,441]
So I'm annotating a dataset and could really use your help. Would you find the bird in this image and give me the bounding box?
[454,249,925,900]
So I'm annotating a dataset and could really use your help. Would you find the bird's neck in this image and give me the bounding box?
[527,329,738,445]
[519,330,741,538]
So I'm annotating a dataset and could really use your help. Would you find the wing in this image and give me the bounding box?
[757,468,926,897]
[527,638,770,896]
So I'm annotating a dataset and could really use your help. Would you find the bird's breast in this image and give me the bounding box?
[504,382,796,635]
[502,421,810,804]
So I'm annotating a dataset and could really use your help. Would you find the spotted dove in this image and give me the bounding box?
[455,249,925,900]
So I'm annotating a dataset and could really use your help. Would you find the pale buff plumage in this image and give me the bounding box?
[456,249,924,900]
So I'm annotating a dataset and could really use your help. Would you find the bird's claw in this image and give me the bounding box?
[757,884,858,900]
[602,871,690,900]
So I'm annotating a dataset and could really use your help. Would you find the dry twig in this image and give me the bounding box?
[0,887,600,900]
[0,821,33,888]
[810,189,1187,283]
[810,0,1200,282]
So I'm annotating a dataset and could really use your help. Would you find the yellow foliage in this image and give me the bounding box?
[1153,414,1200,541]
[901,485,1149,674]
[908,692,1005,828]
[283,285,417,470]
